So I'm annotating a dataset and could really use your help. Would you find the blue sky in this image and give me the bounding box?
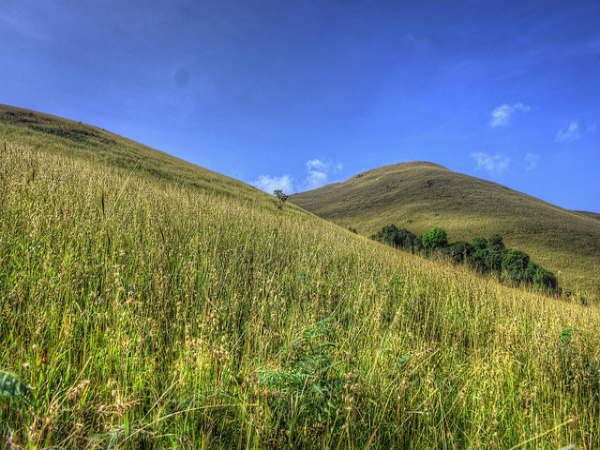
[1,0,599,211]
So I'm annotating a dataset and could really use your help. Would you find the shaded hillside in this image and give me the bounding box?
[290,162,600,295]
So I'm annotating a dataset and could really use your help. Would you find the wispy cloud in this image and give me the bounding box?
[555,121,597,143]
[305,159,343,189]
[253,174,294,194]
[524,153,540,171]
[489,103,531,128]
[555,121,581,143]
[470,152,511,175]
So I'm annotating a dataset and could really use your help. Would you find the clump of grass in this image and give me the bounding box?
[257,318,344,446]
[0,371,32,405]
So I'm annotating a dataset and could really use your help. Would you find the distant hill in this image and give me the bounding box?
[290,161,600,294]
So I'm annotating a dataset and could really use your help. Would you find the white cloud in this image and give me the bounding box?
[524,153,540,171]
[489,103,531,128]
[253,174,294,195]
[306,170,328,189]
[304,159,343,190]
[555,121,597,144]
[470,152,511,175]
[306,159,328,171]
[253,158,343,194]
[555,121,581,143]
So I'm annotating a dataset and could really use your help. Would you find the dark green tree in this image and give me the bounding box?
[443,241,474,264]
[488,234,505,251]
[533,267,558,290]
[467,249,489,273]
[273,189,289,202]
[502,249,530,282]
[472,237,488,250]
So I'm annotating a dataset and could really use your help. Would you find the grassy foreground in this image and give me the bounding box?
[1,141,600,449]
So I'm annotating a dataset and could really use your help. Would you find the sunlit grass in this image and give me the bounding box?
[1,141,599,449]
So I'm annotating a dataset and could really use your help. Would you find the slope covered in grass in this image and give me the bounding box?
[290,162,600,296]
[573,210,600,222]
[1,131,600,448]
[0,104,272,203]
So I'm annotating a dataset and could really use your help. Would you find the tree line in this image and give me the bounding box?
[369,224,558,292]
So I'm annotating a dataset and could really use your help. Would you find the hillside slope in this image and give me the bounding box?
[290,162,600,295]
[0,104,276,204]
[2,109,600,448]
[574,210,600,221]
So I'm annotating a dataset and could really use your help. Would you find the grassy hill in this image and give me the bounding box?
[290,162,600,296]
[0,104,279,204]
[2,107,600,449]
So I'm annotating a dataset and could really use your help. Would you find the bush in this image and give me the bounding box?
[257,319,344,443]
[467,248,504,274]
[422,228,448,250]
[348,227,358,234]
[525,261,539,284]
[467,249,489,273]
[398,229,422,253]
[273,189,288,202]
[502,249,530,282]
[484,248,505,273]
[371,224,401,247]
[371,225,421,252]
[488,234,505,251]
[533,267,558,290]
[443,241,474,264]
[472,237,488,250]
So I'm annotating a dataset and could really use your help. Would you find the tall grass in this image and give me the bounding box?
[1,142,600,449]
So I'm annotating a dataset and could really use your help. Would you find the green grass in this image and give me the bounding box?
[290,161,600,297]
[1,108,600,449]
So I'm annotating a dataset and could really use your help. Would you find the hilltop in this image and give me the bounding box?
[290,161,600,296]
[2,106,600,449]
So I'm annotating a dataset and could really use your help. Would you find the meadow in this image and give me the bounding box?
[1,135,600,449]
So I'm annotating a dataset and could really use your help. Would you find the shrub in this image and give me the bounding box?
[257,319,344,442]
[472,237,488,250]
[533,267,558,290]
[348,227,358,234]
[398,229,422,253]
[443,241,474,264]
[273,189,288,202]
[467,247,504,274]
[488,234,505,251]
[422,227,448,250]
[467,249,489,273]
[371,225,420,252]
[525,261,539,284]
[371,224,402,247]
[484,249,505,273]
[502,249,530,282]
